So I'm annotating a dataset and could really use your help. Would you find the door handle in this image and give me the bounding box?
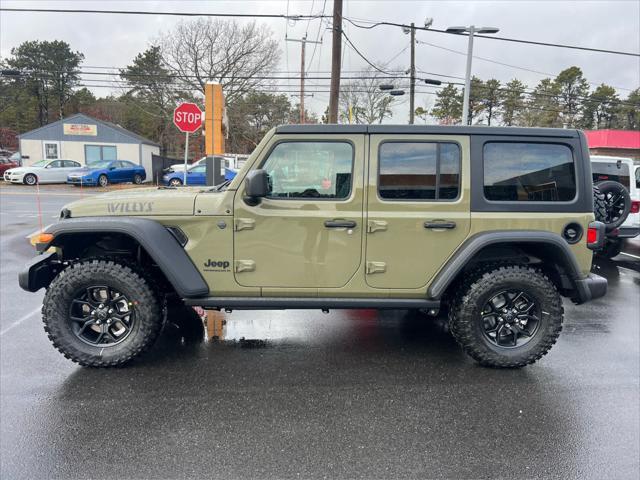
[324,220,357,229]
[424,221,456,229]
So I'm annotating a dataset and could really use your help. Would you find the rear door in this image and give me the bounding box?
[365,135,471,289]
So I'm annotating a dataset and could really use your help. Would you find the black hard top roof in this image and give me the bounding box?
[275,124,580,138]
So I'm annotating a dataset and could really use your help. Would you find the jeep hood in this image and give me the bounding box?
[63,187,227,217]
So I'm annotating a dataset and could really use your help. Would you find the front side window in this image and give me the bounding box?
[190,165,206,173]
[48,160,63,168]
[262,142,353,199]
[378,142,461,200]
[484,142,576,202]
[592,161,630,188]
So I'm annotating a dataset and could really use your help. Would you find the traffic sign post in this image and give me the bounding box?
[173,103,204,186]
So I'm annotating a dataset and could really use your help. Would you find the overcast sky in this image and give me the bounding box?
[1,0,639,122]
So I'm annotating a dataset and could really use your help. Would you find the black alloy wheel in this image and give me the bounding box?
[480,289,541,348]
[68,285,135,346]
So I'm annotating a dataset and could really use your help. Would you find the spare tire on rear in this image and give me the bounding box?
[593,181,631,231]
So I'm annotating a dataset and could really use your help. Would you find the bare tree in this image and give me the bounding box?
[159,19,280,102]
[339,70,394,124]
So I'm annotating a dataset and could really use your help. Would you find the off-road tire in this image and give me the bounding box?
[596,239,622,259]
[133,174,143,185]
[24,173,37,185]
[449,265,564,368]
[42,259,164,367]
[592,184,608,224]
[594,180,631,231]
[98,174,109,187]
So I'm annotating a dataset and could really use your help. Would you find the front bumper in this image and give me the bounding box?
[18,252,60,292]
[573,273,608,304]
[4,173,24,183]
[67,176,95,185]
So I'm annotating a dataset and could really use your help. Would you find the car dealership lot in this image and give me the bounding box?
[1,185,638,479]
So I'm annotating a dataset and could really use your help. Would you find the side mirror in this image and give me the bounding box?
[244,169,269,205]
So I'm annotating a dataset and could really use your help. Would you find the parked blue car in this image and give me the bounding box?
[162,164,207,186]
[67,160,146,187]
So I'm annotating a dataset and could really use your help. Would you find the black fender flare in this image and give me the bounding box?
[427,230,603,304]
[22,217,209,298]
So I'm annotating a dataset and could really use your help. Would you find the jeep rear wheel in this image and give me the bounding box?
[42,259,164,367]
[449,265,563,368]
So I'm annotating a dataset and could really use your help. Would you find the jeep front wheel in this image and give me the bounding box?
[42,259,164,367]
[449,265,563,368]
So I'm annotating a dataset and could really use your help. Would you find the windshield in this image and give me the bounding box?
[88,161,112,169]
[9,152,21,161]
[31,160,47,167]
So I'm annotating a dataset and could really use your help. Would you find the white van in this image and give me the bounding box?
[591,155,640,240]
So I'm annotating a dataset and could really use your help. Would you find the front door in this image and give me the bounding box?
[365,135,471,290]
[233,136,365,289]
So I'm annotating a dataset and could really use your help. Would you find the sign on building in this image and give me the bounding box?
[63,123,97,136]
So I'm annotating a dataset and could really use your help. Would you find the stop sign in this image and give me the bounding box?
[173,102,203,133]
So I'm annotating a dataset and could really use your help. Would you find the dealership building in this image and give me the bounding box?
[18,113,160,178]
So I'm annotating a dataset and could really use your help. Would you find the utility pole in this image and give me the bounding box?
[328,0,343,123]
[286,34,321,124]
[409,23,416,124]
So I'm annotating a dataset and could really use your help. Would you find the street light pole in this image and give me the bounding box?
[461,26,475,126]
[446,25,500,126]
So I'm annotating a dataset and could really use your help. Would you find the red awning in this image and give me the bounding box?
[585,130,640,150]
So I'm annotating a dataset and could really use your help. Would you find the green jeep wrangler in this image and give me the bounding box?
[19,125,608,368]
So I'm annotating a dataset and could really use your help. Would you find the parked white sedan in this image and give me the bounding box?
[3,160,83,185]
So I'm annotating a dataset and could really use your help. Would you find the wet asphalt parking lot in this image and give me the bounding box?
[1,184,638,479]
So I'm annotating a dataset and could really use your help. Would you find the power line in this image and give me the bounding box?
[342,17,640,57]
[416,39,636,92]
[0,7,329,20]
[4,6,636,57]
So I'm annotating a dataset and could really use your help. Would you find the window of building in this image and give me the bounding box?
[261,142,353,199]
[85,145,117,165]
[483,142,576,202]
[592,161,630,189]
[378,142,461,200]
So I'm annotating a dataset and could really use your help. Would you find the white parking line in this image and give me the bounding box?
[620,252,640,260]
[0,307,41,337]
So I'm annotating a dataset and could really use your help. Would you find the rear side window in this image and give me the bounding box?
[592,161,630,188]
[483,142,576,202]
[378,142,461,200]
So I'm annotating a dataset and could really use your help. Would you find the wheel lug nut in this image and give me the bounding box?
[108,309,113,314]
[99,304,104,308]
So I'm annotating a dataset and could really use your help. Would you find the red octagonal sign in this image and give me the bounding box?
[173,102,203,133]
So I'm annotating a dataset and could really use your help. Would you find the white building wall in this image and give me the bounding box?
[61,142,139,164]
[20,139,43,165]
[19,140,143,167]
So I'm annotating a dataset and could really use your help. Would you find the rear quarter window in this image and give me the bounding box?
[483,142,576,202]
